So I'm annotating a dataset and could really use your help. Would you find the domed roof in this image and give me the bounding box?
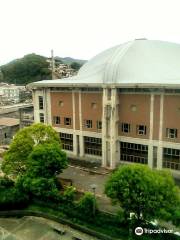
[77,39,180,85]
[30,39,180,88]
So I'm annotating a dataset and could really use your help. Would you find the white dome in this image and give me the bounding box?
[31,39,180,88]
[77,39,180,85]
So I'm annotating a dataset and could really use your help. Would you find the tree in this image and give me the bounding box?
[0,69,3,81]
[15,142,68,201]
[63,186,76,203]
[70,62,82,71]
[2,123,60,175]
[0,176,29,210]
[105,164,180,224]
[27,143,67,178]
[16,175,60,201]
[77,192,97,219]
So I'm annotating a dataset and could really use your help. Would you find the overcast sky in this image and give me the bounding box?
[1,0,180,65]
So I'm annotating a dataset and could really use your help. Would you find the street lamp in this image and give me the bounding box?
[90,184,97,216]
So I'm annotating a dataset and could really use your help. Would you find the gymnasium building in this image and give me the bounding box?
[29,39,180,176]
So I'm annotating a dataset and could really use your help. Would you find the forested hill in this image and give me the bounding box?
[0,54,86,85]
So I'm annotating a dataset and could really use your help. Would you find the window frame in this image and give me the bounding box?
[84,136,102,156]
[64,117,72,126]
[53,116,60,125]
[166,128,177,139]
[121,123,130,133]
[38,96,44,110]
[96,120,102,130]
[85,119,92,128]
[59,132,73,151]
[137,125,147,135]
[39,113,44,123]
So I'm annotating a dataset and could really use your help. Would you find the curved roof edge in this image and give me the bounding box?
[28,79,180,89]
[28,39,180,88]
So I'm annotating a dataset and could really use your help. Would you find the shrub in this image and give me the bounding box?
[0,187,29,210]
[0,176,14,189]
[172,208,180,226]
[77,192,97,219]
[63,186,76,203]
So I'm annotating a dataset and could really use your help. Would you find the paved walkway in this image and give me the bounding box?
[60,165,119,213]
[61,165,109,195]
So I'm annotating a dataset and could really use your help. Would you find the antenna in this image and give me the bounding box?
[51,49,55,80]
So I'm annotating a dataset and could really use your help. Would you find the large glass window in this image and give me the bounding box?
[84,136,102,156]
[60,132,73,151]
[120,142,148,164]
[163,148,180,170]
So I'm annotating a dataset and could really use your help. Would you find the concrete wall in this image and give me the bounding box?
[0,125,19,144]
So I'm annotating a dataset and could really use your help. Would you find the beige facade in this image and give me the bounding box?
[31,86,180,176]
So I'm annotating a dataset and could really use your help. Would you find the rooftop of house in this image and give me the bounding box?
[0,118,20,127]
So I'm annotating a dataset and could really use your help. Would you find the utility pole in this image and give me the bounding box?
[90,184,97,216]
[51,49,55,80]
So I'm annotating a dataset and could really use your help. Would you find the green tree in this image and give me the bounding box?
[0,176,14,189]
[70,62,82,71]
[105,164,180,224]
[0,69,3,81]
[15,142,67,201]
[1,124,68,206]
[77,192,97,219]
[16,175,60,201]
[63,186,76,203]
[2,123,60,175]
[0,176,29,210]
[27,143,67,178]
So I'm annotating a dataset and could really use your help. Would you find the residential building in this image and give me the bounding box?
[0,118,20,144]
[0,103,34,127]
[0,83,29,105]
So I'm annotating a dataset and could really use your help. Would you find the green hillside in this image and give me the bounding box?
[0,54,86,85]
[54,56,86,65]
[0,54,51,85]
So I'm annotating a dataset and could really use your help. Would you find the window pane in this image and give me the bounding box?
[39,96,44,110]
